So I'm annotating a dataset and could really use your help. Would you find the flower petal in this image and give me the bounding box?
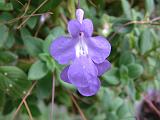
[95,60,111,76]
[77,78,100,96]
[81,19,93,37]
[50,36,76,64]
[76,9,84,24]
[68,56,98,87]
[68,20,81,37]
[60,66,71,83]
[87,36,111,64]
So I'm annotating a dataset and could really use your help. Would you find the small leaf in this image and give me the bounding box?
[102,68,119,86]
[127,63,144,79]
[120,65,129,84]
[0,24,9,48]
[139,29,152,54]
[0,51,17,65]
[0,3,13,11]
[27,17,38,29]
[28,60,49,80]
[145,0,155,15]
[121,0,132,19]
[117,102,131,118]
[39,53,55,71]
[23,36,43,57]
[5,31,15,49]
[20,28,31,39]
[119,51,135,65]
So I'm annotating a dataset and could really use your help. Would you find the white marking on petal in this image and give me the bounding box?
[75,33,88,58]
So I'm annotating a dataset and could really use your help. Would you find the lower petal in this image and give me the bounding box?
[77,78,101,96]
[60,66,71,83]
[68,56,98,87]
[87,36,111,64]
[50,36,76,64]
[95,60,111,76]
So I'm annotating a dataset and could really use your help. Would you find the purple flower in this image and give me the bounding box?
[50,9,111,96]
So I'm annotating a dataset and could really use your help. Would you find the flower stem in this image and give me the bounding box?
[50,74,55,120]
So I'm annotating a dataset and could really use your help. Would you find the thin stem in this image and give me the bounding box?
[50,75,55,120]
[24,100,33,120]
[1,12,53,25]
[71,95,87,120]
[15,0,24,6]
[21,0,31,17]
[109,16,160,41]
[17,0,49,29]
[12,81,37,120]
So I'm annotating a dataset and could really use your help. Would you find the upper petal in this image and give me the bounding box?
[87,36,111,64]
[68,56,98,87]
[95,60,111,76]
[50,36,76,64]
[76,9,84,23]
[68,20,81,37]
[81,19,93,37]
[77,78,100,96]
[60,66,71,83]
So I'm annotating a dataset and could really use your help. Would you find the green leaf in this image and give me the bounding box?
[27,17,38,29]
[145,0,155,15]
[120,65,129,84]
[5,31,15,49]
[39,53,55,71]
[139,29,152,54]
[127,63,144,79]
[23,36,44,57]
[36,73,52,99]
[121,0,132,19]
[119,51,135,65]
[0,51,17,65]
[0,66,31,98]
[28,104,41,117]
[2,98,14,115]
[102,68,119,86]
[117,102,131,118]
[20,28,31,39]
[0,3,13,11]
[127,79,136,101]
[110,97,123,111]
[0,91,5,111]
[0,24,9,48]
[28,60,49,80]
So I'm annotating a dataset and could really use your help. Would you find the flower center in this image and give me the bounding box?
[75,32,88,58]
